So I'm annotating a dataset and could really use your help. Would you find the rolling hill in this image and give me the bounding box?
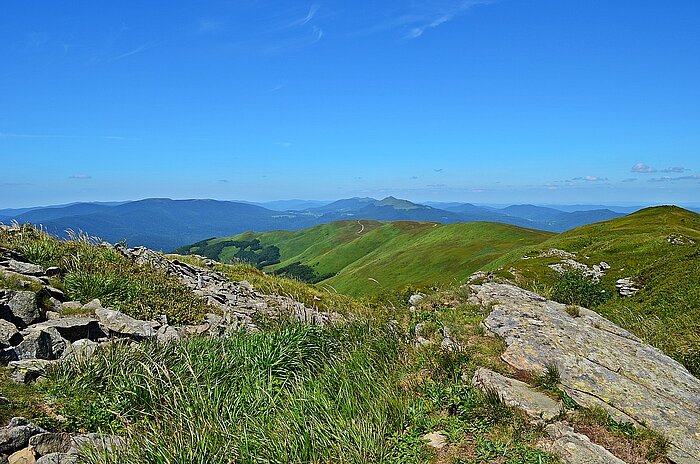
[175,220,553,296]
[489,205,700,374]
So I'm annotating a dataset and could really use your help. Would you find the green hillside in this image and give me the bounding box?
[176,220,553,296]
[491,206,700,374]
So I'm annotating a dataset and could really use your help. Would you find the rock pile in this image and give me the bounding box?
[470,282,700,464]
[1,242,341,385]
[115,245,342,330]
[548,259,610,281]
[615,277,640,297]
[0,417,123,463]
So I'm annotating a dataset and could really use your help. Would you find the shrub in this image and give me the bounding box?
[552,270,609,308]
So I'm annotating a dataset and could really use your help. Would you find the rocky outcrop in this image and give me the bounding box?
[0,418,122,463]
[615,278,640,297]
[1,234,342,385]
[471,367,562,422]
[543,422,626,464]
[472,282,700,464]
[116,245,342,331]
[94,307,159,339]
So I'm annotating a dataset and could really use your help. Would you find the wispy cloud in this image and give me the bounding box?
[364,0,495,39]
[218,179,229,183]
[410,176,419,180]
[434,168,444,172]
[68,174,92,180]
[197,18,223,34]
[572,175,607,182]
[649,175,700,183]
[107,42,159,62]
[621,178,637,183]
[661,166,691,173]
[631,162,657,173]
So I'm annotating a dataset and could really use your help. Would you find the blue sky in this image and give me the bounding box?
[2,0,699,208]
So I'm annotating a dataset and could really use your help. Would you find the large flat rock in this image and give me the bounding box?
[473,282,700,464]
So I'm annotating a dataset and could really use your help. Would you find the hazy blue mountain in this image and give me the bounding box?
[539,204,643,214]
[250,199,330,211]
[546,209,623,231]
[304,197,378,214]
[14,203,115,224]
[5,197,633,251]
[499,204,566,221]
[13,199,317,251]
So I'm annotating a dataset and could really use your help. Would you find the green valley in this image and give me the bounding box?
[175,220,554,296]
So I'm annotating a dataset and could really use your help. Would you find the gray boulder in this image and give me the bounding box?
[544,422,625,464]
[0,292,41,327]
[36,454,78,464]
[95,308,159,338]
[4,260,44,276]
[61,339,98,361]
[8,359,55,384]
[0,320,20,347]
[473,282,700,464]
[14,332,52,360]
[0,417,45,455]
[27,318,104,342]
[71,434,125,454]
[28,433,72,457]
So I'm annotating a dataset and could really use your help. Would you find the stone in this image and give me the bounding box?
[40,288,64,303]
[14,332,53,360]
[7,448,35,464]
[44,267,60,277]
[408,293,425,306]
[95,308,159,338]
[471,368,562,422]
[473,282,700,464]
[35,454,78,464]
[615,278,640,297]
[27,318,104,342]
[8,359,55,384]
[0,320,20,347]
[28,433,72,457]
[61,339,98,361]
[0,292,40,327]
[81,299,103,312]
[155,325,180,343]
[5,260,44,276]
[422,431,448,450]
[70,434,124,454]
[544,422,625,464]
[0,418,44,455]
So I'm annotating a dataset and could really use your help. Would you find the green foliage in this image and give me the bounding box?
[274,261,336,284]
[552,270,609,308]
[175,238,280,268]
[532,362,561,391]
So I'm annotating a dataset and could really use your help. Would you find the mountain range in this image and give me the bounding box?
[0,196,634,250]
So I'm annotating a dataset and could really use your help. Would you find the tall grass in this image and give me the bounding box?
[46,322,413,463]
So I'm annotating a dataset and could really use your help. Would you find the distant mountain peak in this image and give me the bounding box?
[376,196,421,210]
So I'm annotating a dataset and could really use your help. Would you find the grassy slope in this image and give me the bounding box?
[181,220,553,296]
[490,206,700,374]
[1,226,668,462]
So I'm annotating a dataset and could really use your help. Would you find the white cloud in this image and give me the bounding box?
[631,163,657,173]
